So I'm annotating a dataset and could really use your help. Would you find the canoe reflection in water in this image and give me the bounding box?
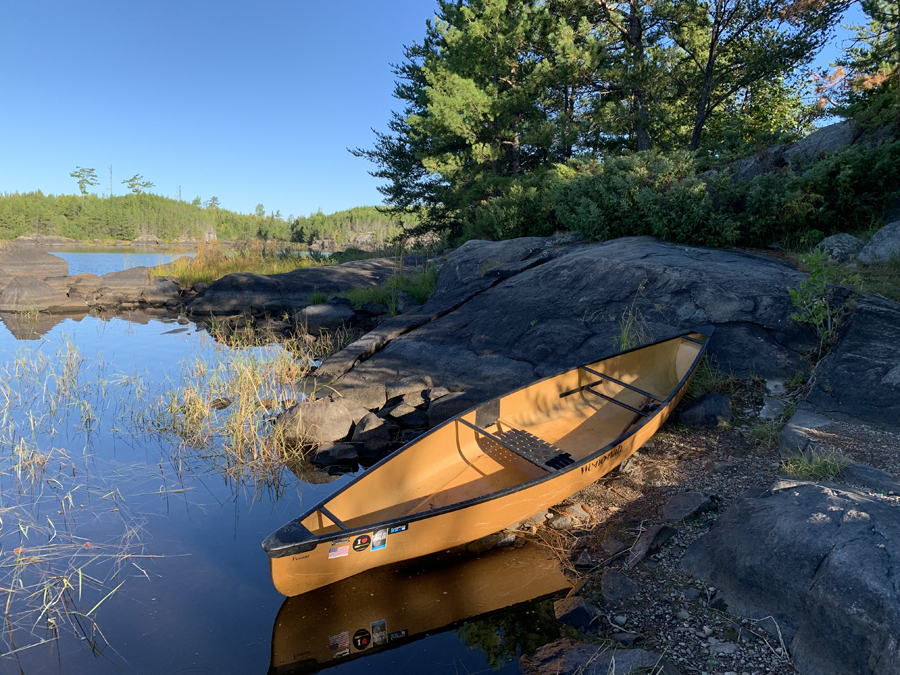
[268,542,572,674]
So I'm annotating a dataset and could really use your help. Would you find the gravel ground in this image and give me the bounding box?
[530,413,900,675]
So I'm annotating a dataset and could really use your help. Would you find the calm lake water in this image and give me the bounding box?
[48,247,196,276]
[0,300,570,672]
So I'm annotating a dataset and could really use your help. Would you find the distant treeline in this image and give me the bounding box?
[0,191,417,245]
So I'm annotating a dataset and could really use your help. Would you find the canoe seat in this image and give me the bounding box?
[495,428,575,472]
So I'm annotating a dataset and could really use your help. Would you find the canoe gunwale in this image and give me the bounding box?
[264,326,713,559]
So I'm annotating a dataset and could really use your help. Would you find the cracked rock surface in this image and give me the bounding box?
[681,480,900,675]
[327,236,818,400]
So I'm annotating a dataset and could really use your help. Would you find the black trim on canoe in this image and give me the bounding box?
[263,326,713,559]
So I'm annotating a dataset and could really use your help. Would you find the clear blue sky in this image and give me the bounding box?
[0,1,865,219]
[0,1,437,219]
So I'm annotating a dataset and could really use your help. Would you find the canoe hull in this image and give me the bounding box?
[266,327,712,596]
[270,373,690,597]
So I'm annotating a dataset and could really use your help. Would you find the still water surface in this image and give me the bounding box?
[48,248,195,276]
[0,305,569,673]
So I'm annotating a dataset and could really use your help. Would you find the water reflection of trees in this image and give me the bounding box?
[457,598,573,670]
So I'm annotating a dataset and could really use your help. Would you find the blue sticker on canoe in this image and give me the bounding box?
[388,524,408,535]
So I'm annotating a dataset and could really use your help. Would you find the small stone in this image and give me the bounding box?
[711,641,738,655]
[625,524,677,569]
[663,492,719,522]
[526,510,550,525]
[210,396,232,410]
[575,550,595,568]
[467,534,500,554]
[565,503,591,521]
[679,587,701,600]
[759,396,786,420]
[611,632,640,647]
[495,532,517,547]
[613,615,627,626]
[547,514,573,530]
[676,609,691,620]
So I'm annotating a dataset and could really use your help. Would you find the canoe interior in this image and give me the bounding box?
[300,334,702,537]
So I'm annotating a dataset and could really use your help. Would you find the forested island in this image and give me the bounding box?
[0,192,417,249]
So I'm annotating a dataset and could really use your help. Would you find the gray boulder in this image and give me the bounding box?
[815,232,865,263]
[326,237,816,404]
[806,295,900,430]
[520,640,682,675]
[625,524,676,570]
[0,247,68,279]
[274,398,352,445]
[295,303,356,333]
[682,480,900,675]
[858,221,900,264]
[71,267,153,306]
[140,277,181,305]
[676,393,733,428]
[0,277,87,313]
[777,408,834,458]
[334,384,386,411]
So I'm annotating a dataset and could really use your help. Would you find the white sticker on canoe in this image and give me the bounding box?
[372,529,387,551]
[328,543,350,559]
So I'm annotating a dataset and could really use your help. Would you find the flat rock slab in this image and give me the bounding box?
[681,480,900,675]
[0,247,69,278]
[0,276,87,313]
[601,570,639,603]
[805,295,900,430]
[663,492,720,522]
[520,639,682,675]
[187,256,428,315]
[330,237,815,403]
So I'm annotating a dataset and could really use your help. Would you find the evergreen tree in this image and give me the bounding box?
[122,174,155,194]
[70,166,99,196]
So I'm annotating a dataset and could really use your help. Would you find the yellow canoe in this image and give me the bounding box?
[263,327,713,596]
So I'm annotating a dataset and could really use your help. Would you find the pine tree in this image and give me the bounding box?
[70,166,99,196]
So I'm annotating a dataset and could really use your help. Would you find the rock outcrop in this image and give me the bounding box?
[682,480,900,675]
[186,256,428,315]
[0,247,69,285]
[324,236,817,402]
[806,294,900,430]
[0,277,87,313]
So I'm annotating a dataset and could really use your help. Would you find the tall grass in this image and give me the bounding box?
[153,240,335,286]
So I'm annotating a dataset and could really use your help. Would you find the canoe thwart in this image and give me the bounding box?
[582,386,651,417]
[680,335,705,345]
[318,506,349,531]
[457,418,573,472]
[575,366,663,402]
